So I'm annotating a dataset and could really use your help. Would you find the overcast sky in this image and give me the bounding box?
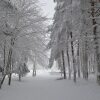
[39,0,56,19]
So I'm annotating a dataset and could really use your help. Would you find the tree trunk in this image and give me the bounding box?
[0,75,6,89]
[3,40,6,75]
[70,32,76,82]
[82,49,88,80]
[19,73,21,81]
[61,50,66,79]
[82,33,88,80]
[7,48,12,86]
[0,40,7,88]
[77,42,80,78]
[8,73,12,85]
[33,56,36,76]
[66,47,71,79]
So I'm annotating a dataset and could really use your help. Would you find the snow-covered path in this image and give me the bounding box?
[0,71,100,100]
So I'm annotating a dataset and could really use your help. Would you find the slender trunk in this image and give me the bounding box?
[18,66,21,81]
[7,37,14,85]
[61,50,66,79]
[66,47,71,79]
[8,73,12,85]
[83,33,88,80]
[77,42,80,78]
[3,40,6,75]
[7,48,12,86]
[0,75,6,89]
[83,50,88,80]
[19,74,21,81]
[33,56,36,76]
[70,32,76,82]
[0,40,6,88]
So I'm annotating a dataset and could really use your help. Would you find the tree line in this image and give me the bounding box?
[0,0,47,88]
[48,0,100,85]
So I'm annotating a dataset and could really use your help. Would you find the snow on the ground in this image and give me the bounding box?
[0,70,100,100]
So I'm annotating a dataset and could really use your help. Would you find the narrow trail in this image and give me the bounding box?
[0,72,100,100]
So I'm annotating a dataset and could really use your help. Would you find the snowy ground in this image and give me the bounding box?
[0,70,100,100]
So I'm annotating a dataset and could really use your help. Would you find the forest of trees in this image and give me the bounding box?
[0,0,100,90]
[0,0,48,88]
[48,0,100,85]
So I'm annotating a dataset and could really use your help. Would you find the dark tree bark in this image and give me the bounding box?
[0,75,6,89]
[70,32,76,82]
[77,42,80,78]
[61,50,66,79]
[7,48,12,86]
[0,40,6,88]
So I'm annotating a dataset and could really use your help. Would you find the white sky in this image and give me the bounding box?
[39,0,56,19]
